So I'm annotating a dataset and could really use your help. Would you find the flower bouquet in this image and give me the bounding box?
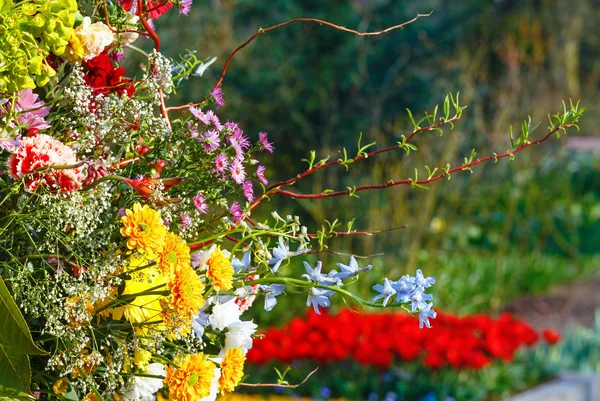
[0,0,585,400]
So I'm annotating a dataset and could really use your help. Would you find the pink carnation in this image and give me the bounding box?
[7,134,84,193]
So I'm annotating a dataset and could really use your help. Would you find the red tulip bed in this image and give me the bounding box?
[244,310,561,401]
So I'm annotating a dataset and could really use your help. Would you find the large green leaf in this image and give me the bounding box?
[0,345,30,395]
[0,277,46,356]
[0,382,34,401]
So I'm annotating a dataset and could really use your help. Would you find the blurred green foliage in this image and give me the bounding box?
[146,0,600,322]
[241,351,551,401]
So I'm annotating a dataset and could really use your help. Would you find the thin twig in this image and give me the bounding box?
[270,124,568,199]
[213,13,431,90]
[238,367,319,388]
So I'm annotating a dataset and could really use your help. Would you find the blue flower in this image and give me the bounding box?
[335,256,372,280]
[372,278,397,307]
[232,251,251,273]
[392,275,416,303]
[307,287,332,314]
[410,290,433,313]
[268,237,310,272]
[414,269,435,290]
[192,309,211,339]
[261,284,284,312]
[302,261,325,282]
[419,304,437,329]
[320,387,332,399]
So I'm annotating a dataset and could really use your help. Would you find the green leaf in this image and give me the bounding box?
[0,346,30,395]
[0,277,46,356]
[0,383,34,401]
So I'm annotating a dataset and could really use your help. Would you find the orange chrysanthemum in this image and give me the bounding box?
[120,203,167,255]
[165,354,216,401]
[206,246,233,291]
[157,232,191,274]
[219,346,246,394]
[164,265,205,332]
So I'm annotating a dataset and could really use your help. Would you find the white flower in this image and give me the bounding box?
[210,298,241,330]
[199,367,221,401]
[75,17,117,61]
[224,320,257,355]
[122,363,166,401]
[120,15,140,46]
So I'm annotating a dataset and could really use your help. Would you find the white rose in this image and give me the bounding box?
[210,298,241,330]
[223,320,257,355]
[76,17,117,61]
[121,363,165,401]
[120,15,140,46]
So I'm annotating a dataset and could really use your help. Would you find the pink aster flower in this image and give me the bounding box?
[199,129,220,152]
[258,132,274,153]
[256,165,268,185]
[189,106,204,120]
[214,154,229,176]
[228,136,245,159]
[229,158,246,184]
[230,201,244,223]
[193,193,209,214]
[208,111,223,132]
[211,87,225,107]
[179,0,192,15]
[230,128,250,150]
[180,212,192,230]
[242,181,254,202]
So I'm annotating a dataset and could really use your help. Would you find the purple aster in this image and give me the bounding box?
[211,87,225,107]
[180,212,192,230]
[200,110,223,131]
[242,181,254,202]
[225,121,241,134]
[111,51,126,61]
[256,165,268,185]
[258,132,274,153]
[193,193,208,214]
[229,201,244,223]
[230,128,251,149]
[199,129,220,152]
[189,106,204,120]
[214,154,229,176]
[118,208,127,217]
[228,137,245,159]
[179,0,192,15]
[229,158,246,184]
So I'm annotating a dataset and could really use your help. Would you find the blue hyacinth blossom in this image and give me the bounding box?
[261,284,284,312]
[307,287,332,314]
[372,278,397,307]
[335,256,372,280]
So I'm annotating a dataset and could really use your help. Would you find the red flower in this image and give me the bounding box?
[119,0,173,19]
[83,54,135,97]
[542,329,561,345]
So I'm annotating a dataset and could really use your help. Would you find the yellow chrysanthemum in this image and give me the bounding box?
[134,347,153,370]
[158,232,191,274]
[120,203,167,256]
[111,256,167,325]
[163,265,205,332]
[165,354,216,401]
[206,246,233,291]
[219,347,246,394]
[52,378,69,396]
